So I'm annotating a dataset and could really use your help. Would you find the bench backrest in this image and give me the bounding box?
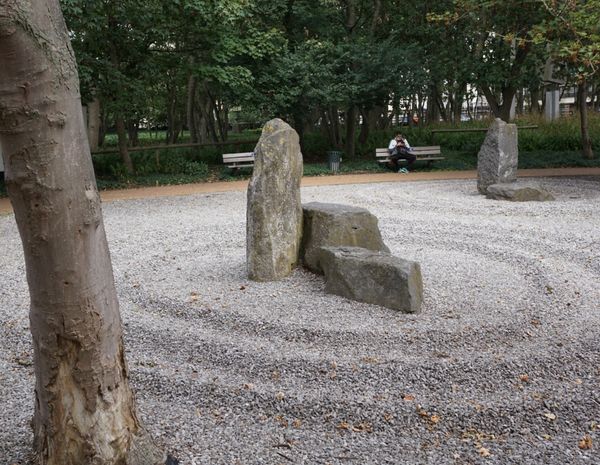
[375,146,441,158]
[222,152,255,163]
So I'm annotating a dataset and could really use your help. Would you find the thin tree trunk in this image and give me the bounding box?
[345,106,357,158]
[115,115,134,173]
[577,79,594,159]
[0,2,165,464]
[187,73,198,143]
[530,86,541,114]
[87,98,101,151]
[358,108,370,145]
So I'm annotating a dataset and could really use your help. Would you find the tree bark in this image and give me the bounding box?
[0,2,165,464]
[577,79,594,159]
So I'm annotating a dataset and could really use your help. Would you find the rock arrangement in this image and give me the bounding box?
[246,121,423,312]
[477,118,518,194]
[319,246,423,313]
[246,118,303,281]
[300,203,423,313]
[486,182,555,202]
[300,202,389,274]
[477,118,554,202]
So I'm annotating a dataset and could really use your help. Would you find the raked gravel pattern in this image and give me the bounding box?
[1,177,599,465]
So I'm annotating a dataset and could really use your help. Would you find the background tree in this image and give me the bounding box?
[534,0,600,159]
[0,1,166,463]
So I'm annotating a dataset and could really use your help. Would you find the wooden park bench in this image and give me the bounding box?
[222,151,254,170]
[375,146,444,167]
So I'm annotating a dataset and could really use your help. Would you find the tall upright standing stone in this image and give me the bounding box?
[247,118,303,281]
[477,118,518,194]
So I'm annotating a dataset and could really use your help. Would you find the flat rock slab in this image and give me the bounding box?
[247,118,303,281]
[320,246,423,313]
[477,118,518,194]
[486,182,555,201]
[300,202,389,274]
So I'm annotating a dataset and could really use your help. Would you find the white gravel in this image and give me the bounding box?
[1,176,599,464]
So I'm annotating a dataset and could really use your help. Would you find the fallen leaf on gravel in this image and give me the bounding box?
[519,374,530,383]
[352,422,373,433]
[542,434,552,440]
[479,447,491,457]
[578,434,593,450]
[383,412,394,423]
[430,414,440,424]
[531,319,541,326]
[336,421,350,430]
[239,285,246,290]
[403,394,415,401]
[544,413,557,421]
[574,378,583,385]
[292,419,302,428]
[243,383,254,390]
[361,356,380,364]
[545,285,554,294]
[275,391,285,401]
[274,415,288,427]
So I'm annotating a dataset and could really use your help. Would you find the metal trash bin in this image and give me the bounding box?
[326,151,342,173]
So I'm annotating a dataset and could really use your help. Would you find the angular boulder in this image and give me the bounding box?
[300,202,389,274]
[477,118,518,194]
[319,246,423,313]
[486,182,555,202]
[247,118,303,281]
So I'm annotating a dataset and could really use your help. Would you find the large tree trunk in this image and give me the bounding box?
[577,79,594,159]
[0,2,165,464]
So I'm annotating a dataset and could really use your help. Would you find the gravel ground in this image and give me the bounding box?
[1,177,599,465]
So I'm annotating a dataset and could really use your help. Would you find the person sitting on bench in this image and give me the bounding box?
[388,132,416,173]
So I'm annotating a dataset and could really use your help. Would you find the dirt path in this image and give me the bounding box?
[1,167,599,215]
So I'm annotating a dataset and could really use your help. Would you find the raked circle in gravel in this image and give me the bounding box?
[1,177,599,464]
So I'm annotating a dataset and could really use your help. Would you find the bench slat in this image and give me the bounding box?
[377,157,444,163]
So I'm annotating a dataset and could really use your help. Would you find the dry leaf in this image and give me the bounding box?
[430,414,440,424]
[243,383,254,390]
[544,413,557,421]
[292,419,302,428]
[352,422,373,433]
[578,434,593,450]
[542,434,552,440]
[361,356,379,364]
[519,374,530,383]
[336,421,350,431]
[403,394,415,401]
[383,412,394,423]
[275,391,285,401]
[479,447,491,457]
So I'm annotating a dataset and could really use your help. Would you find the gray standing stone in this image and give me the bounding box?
[477,118,518,194]
[247,118,303,281]
[319,246,423,313]
[486,182,555,202]
[301,202,389,274]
